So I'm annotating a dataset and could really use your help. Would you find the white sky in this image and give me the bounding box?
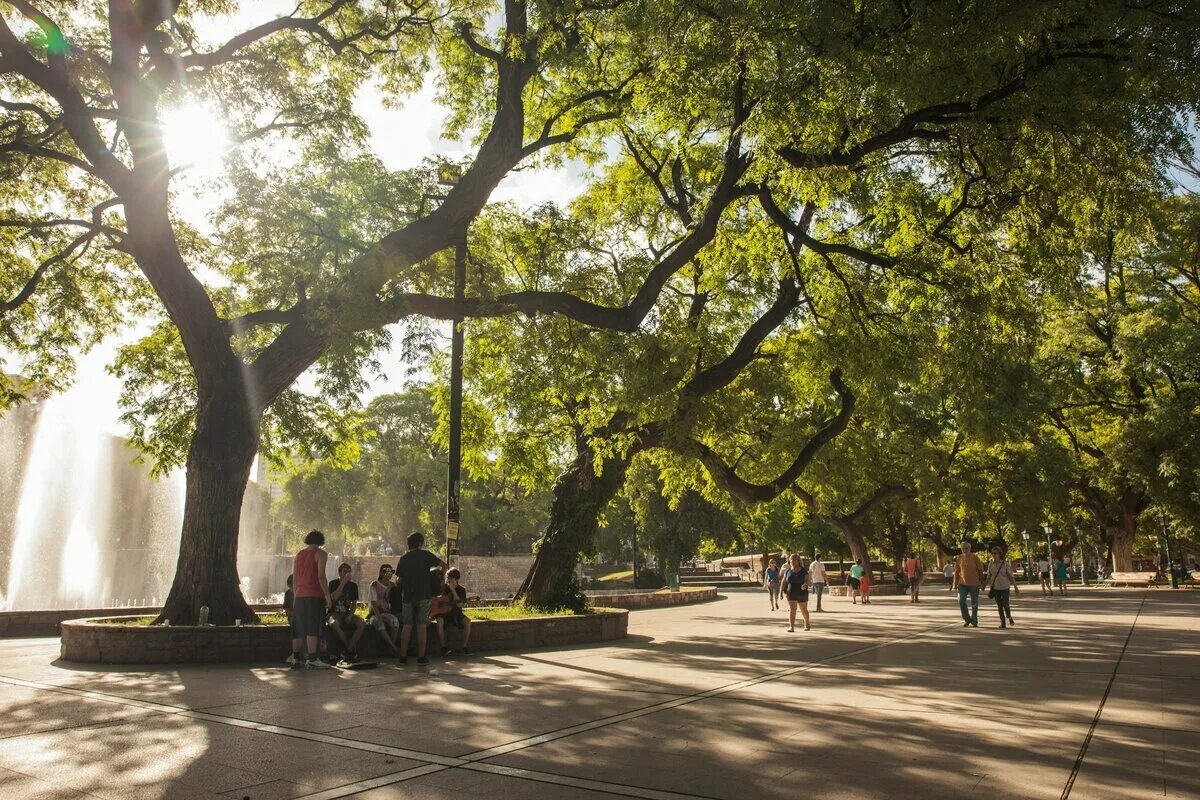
[32,3,586,438]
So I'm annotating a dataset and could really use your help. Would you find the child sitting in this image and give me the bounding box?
[435,568,477,656]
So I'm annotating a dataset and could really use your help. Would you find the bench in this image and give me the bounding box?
[1105,571,1160,587]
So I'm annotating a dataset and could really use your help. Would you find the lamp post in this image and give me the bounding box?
[445,233,467,563]
[1043,524,1053,564]
[1161,511,1177,589]
[1021,530,1032,583]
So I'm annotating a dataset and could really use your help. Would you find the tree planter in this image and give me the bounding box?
[584,587,719,608]
[59,608,628,665]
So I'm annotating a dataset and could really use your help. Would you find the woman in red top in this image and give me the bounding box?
[291,530,333,669]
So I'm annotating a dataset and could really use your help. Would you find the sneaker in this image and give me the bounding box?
[999,623,1007,629]
[417,657,429,665]
[1007,619,1015,626]
[804,625,811,631]
[963,621,971,627]
[344,651,360,664]
[787,627,794,633]
[971,622,978,627]
[440,647,452,657]
[305,658,333,670]
[286,653,300,667]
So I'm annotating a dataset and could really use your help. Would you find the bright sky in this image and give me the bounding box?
[41,3,586,439]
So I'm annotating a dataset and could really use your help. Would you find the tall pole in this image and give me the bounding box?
[1161,511,1177,588]
[445,231,466,562]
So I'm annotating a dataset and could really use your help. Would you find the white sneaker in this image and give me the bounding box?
[305,659,333,670]
[285,653,299,666]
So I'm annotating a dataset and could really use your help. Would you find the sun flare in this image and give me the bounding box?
[161,104,231,178]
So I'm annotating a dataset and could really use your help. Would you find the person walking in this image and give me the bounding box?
[953,542,985,628]
[764,558,782,611]
[985,546,1018,628]
[848,559,864,604]
[1053,557,1069,596]
[904,552,923,603]
[809,554,828,611]
[943,560,954,591]
[783,554,811,632]
[859,565,872,604]
[1037,556,1052,596]
[291,530,334,669]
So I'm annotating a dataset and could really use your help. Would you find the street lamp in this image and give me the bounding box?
[1043,524,1053,564]
[1021,530,1032,583]
[1160,511,1178,589]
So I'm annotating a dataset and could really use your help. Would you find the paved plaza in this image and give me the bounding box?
[0,587,1196,800]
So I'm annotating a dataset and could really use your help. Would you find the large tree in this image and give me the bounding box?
[2,1,1196,620]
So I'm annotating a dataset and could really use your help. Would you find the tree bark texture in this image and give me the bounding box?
[517,447,633,608]
[156,376,260,625]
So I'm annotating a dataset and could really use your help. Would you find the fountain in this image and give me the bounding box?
[0,382,282,612]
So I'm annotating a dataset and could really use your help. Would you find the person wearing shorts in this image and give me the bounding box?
[291,530,334,669]
[395,532,447,665]
[764,558,782,611]
[848,559,864,604]
[327,562,365,662]
[1037,557,1053,596]
[368,565,402,656]
[783,554,811,632]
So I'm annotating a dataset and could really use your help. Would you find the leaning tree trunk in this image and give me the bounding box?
[155,377,260,626]
[827,517,869,571]
[517,446,633,609]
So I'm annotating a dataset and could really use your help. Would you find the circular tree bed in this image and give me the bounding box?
[59,608,628,665]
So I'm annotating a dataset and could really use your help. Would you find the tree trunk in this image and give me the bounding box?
[517,446,633,609]
[827,518,868,569]
[1108,514,1136,572]
[156,378,260,626]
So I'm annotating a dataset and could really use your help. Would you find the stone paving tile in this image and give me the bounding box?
[0,713,423,799]
[0,588,1195,800]
[220,778,319,800]
[341,767,627,799]
[484,691,1085,800]
[0,766,100,800]
[0,681,156,740]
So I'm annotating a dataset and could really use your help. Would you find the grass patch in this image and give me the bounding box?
[593,570,634,583]
[467,604,577,620]
[98,607,584,626]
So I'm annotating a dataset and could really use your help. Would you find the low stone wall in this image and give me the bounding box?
[0,604,279,638]
[59,608,628,665]
[585,587,719,609]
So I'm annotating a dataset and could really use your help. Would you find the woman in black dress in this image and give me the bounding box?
[783,553,811,632]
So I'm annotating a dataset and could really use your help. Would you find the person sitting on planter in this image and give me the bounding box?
[327,562,365,663]
[368,564,402,657]
[435,568,478,656]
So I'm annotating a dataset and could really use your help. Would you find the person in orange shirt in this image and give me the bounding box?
[952,541,985,628]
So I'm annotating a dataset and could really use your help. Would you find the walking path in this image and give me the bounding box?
[0,587,1196,799]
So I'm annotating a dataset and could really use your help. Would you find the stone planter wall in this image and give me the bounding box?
[585,587,719,609]
[0,604,279,639]
[59,608,628,665]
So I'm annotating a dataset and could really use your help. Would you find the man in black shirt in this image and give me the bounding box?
[395,532,447,665]
[327,563,365,662]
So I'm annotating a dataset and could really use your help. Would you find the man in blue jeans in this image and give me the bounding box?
[953,542,984,628]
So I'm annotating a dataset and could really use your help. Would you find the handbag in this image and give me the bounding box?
[986,561,1005,599]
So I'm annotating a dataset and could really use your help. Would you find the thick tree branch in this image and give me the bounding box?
[682,369,857,503]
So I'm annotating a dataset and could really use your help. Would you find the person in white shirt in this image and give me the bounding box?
[986,546,1019,628]
[1037,557,1052,596]
[943,561,954,591]
[809,554,828,611]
